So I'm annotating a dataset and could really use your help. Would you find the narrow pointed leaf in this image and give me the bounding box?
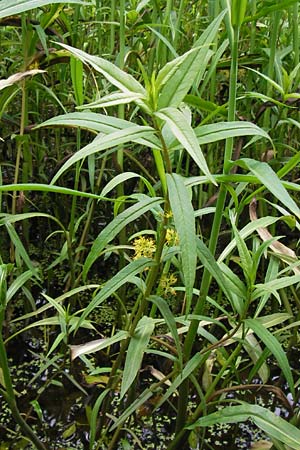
[155,352,207,410]
[245,318,295,398]
[0,0,91,19]
[194,121,271,146]
[167,174,196,313]
[50,125,155,184]
[58,43,148,112]
[78,258,154,328]
[83,196,162,278]
[156,10,226,109]
[238,158,300,219]
[35,112,161,149]
[187,403,300,450]
[77,92,144,109]
[156,108,216,185]
[121,316,155,399]
[149,295,182,365]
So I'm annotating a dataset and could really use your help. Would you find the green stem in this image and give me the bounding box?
[263,9,281,129]
[292,3,299,66]
[168,342,243,450]
[0,270,48,450]
[174,22,240,435]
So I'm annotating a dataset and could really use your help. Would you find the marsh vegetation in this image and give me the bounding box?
[1,1,300,449]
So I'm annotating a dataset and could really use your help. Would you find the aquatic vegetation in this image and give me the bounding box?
[1,1,300,449]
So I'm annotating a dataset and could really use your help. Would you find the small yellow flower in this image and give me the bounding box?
[159,273,177,297]
[165,228,179,246]
[164,210,173,219]
[133,236,156,259]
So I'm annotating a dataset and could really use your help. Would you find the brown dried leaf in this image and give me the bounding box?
[0,69,45,91]
[250,198,300,274]
[251,441,272,449]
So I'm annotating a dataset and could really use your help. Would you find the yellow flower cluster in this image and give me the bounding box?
[165,228,179,246]
[133,236,156,259]
[159,273,177,297]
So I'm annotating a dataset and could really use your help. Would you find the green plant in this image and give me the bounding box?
[1,1,300,449]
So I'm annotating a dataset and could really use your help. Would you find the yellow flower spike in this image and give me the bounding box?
[133,236,156,260]
[165,229,179,246]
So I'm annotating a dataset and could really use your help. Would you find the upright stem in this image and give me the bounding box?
[0,266,48,450]
[292,3,299,66]
[263,9,281,129]
[174,22,240,435]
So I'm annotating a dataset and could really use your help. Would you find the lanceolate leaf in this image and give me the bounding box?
[149,295,182,365]
[83,196,163,278]
[50,125,155,184]
[167,174,197,314]
[194,121,271,146]
[196,239,239,313]
[58,43,149,112]
[0,0,91,18]
[78,258,154,328]
[77,92,144,109]
[36,112,161,150]
[156,47,213,109]
[187,403,300,450]
[238,158,300,220]
[245,318,295,398]
[121,316,155,399]
[155,352,207,410]
[156,10,226,109]
[156,108,216,185]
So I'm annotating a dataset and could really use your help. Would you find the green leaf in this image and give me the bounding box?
[4,223,39,278]
[194,121,271,146]
[100,172,155,198]
[35,111,161,149]
[6,270,36,302]
[70,56,84,106]
[156,10,226,109]
[0,0,91,19]
[245,1,299,25]
[83,196,162,278]
[58,43,149,112]
[156,108,216,185]
[187,403,300,450]
[109,388,154,432]
[121,316,155,399]
[218,215,281,263]
[167,174,197,313]
[245,318,295,398]
[77,92,144,109]
[238,158,300,219]
[230,212,253,286]
[89,389,110,450]
[196,238,239,312]
[50,125,155,184]
[149,295,182,365]
[78,258,154,328]
[253,274,300,301]
[156,47,213,109]
[155,352,207,410]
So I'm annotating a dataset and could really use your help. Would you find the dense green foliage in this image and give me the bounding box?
[1,1,300,449]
